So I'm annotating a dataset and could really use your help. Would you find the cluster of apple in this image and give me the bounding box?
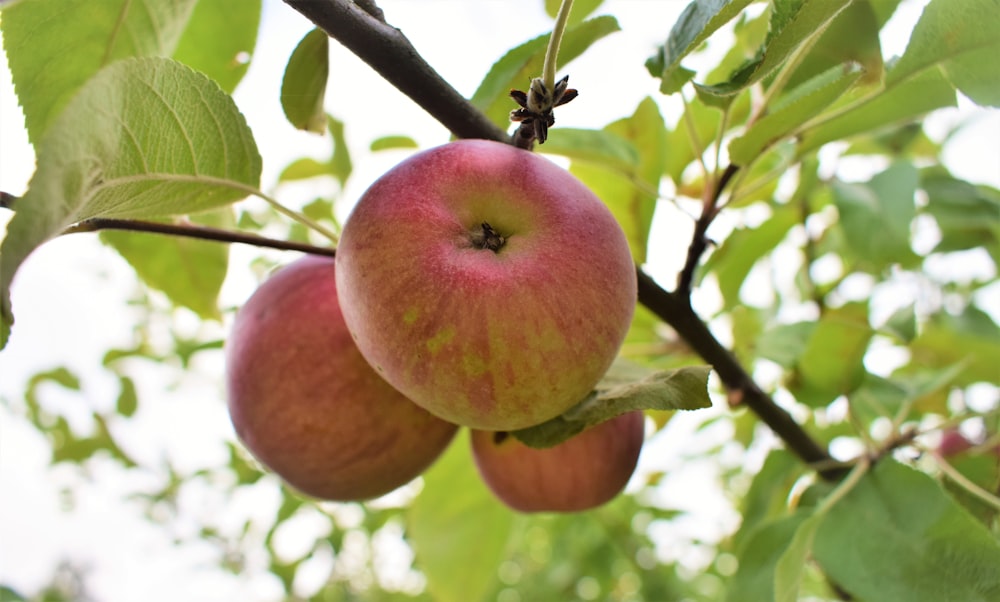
[225,140,642,512]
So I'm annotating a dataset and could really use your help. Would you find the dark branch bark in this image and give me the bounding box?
[64,218,336,257]
[676,163,739,297]
[281,0,839,479]
[282,0,508,143]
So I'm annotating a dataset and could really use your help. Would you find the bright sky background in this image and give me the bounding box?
[0,1,998,600]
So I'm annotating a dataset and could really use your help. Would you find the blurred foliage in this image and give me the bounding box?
[1,0,999,600]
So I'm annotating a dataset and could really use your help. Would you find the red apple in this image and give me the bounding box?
[471,411,645,513]
[335,140,637,431]
[225,255,458,501]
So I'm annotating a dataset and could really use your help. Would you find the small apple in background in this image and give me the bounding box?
[225,255,458,501]
[471,411,645,513]
[336,139,637,431]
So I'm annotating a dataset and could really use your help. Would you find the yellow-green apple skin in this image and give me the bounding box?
[335,140,637,431]
[225,255,458,501]
[471,411,645,512]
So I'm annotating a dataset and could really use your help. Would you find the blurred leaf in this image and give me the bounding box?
[757,321,816,369]
[327,115,352,187]
[888,0,1000,107]
[883,303,917,343]
[409,431,513,602]
[470,16,620,129]
[940,452,1000,527]
[774,509,823,602]
[909,306,1000,386]
[833,160,919,269]
[0,58,261,348]
[645,0,755,94]
[729,63,863,165]
[734,449,804,553]
[278,158,330,182]
[727,511,809,602]
[921,172,1000,259]
[799,63,957,153]
[116,376,138,418]
[665,90,751,184]
[561,98,667,263]
[25,367,81,425]
[544,0,604,26]
[814,459,1000,602]
[512,364,711,448]
[703,205,798,309]
[0,0,198,143]
[173,0,261,93]
[792,302,874,406]
[101,211,231,320]
[370,135,419,151]
[281,28,329,134]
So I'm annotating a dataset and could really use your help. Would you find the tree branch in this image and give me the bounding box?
[675,163,739,297]
[281,0,839,479]
[282,0,509,143]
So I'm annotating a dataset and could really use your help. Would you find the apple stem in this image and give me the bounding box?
[470,221,507,253]
[543,0,575,93]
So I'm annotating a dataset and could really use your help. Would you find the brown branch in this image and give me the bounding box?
[64,218,336,257]
[675,163,739,297]
[282,0,508,143]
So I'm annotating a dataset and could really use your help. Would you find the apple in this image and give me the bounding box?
[225,255,458,501]
[471,411,645,512]
[335,139,637,431]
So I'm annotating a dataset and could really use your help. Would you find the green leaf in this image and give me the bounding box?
[0,0,199,143]
[694,0,854,99]
[558,98,667,263]
[757,322,816,369]
[281,28,329,134]
[773,510,823,602]
[327,115,352,187]
[512,364,711,448]
[734,449,805,553]
[909,306,1000,386]
[883,303,917,343]
[172,0,261,94]
[703,205,798,309]
[921,172,1000,258]
[100,211,231,320]
[665,90,751,184]
[115,376,138,418]
[814,459,1000,602]
[470,16,620,129]
[729,63,863,165]
[798,63,957,153]
[278,158,331,183]
[0,57,262,348]
[408,431,513,602]
[833,160,919,269]
[791,302,874,406]
[370,135,419,152]
[888,0,1000,107]
[544,0,604,26]
[645,0,755,94]
[727,511,810,602]
[782,0,885,89]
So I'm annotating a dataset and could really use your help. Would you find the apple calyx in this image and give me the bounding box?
[470,221,506,252]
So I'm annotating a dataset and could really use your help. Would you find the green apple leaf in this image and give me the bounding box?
[512,364,712,448]
[645,0,755,94]
[370,135,419,151]
[733,449,805,553]
[99,210,233,321]
[470,16,620,129]
[0,0,199,143]
[281,28,329,134]
[908,306,1000,386]
[888,0,1000,107]
[773,510,823,602]
[172,0,261,94]
[726,511,810,602]
[813,459,1000,602]
[408,430,514,602]
[0,57,262,349]
[728,63,863,165]
[544,0,604,26]
[540,128,639,175]
[790,302,874,407]
[833,160,919,270]
[115,376,139,418]
[921,171,1000,259]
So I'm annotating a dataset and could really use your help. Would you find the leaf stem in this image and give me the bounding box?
[543,0,575,91]
[257,190,340,244]
[933,453,1000,512]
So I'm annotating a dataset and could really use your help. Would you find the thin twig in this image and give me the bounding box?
[64,218,337,257]
[676,163,739,297]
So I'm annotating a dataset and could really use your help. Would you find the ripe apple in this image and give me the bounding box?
[225,255,458,501]
[471,411,645,513]
[335,139,637,431]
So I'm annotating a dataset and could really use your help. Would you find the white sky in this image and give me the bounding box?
[0,0,998,600]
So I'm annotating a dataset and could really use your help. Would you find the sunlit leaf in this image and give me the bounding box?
[814,459,1000,602]
[512,364,711,448]
[115,375,138,418]
[791,302,873,407]
[544,0,604,26]
[0,57,262,348]
[0,0,199,143]
[409,431,513,602]
[921,171,1000,259]
[889,0,1000,107]
[281,28,329,134]
[782,0,884,89]
[909,306,1000,386]
[727,511,809,602]
[774,510,823,602]
[370,135,419,151]
[173,0,261,93]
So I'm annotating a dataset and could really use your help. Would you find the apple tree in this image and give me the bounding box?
[1,0,999,600]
